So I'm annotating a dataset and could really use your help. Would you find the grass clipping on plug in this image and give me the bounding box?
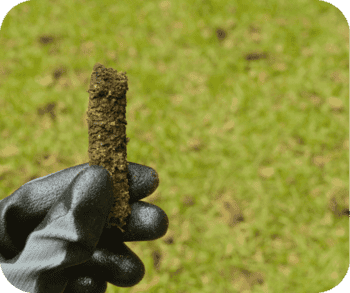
[86,62,131,232]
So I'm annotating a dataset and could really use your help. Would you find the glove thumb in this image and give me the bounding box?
[40,164,115,248]
[1,165,115,293]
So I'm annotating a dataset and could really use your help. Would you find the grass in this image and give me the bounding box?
[0,0,348,292]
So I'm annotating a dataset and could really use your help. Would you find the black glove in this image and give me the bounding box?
[0,162,169,293]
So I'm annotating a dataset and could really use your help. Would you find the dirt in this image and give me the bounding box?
[86,62,131,232]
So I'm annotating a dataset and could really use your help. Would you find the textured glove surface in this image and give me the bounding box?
[0,162,168,293]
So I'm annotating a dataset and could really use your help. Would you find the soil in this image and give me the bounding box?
[86,62,131,232]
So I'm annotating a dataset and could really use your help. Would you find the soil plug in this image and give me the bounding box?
[86,62,131,232]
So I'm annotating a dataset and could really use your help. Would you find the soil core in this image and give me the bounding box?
[86,62,131,232]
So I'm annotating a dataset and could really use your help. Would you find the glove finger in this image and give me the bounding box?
[126,161,160,202]
[64,241,145,288]
[98,201,169,243]
[122,201,169,242]
[64,274,107,293]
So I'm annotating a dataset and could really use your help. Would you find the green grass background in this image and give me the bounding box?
[0,0,348,292]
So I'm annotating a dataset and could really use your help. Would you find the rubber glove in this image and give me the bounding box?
[0,162,168,293]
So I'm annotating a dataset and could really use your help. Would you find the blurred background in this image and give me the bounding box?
[0,0,348,292]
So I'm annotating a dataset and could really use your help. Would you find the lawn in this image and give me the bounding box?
[0,0,348,292]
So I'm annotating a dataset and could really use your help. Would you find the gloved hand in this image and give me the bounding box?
[0,162,168,293]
